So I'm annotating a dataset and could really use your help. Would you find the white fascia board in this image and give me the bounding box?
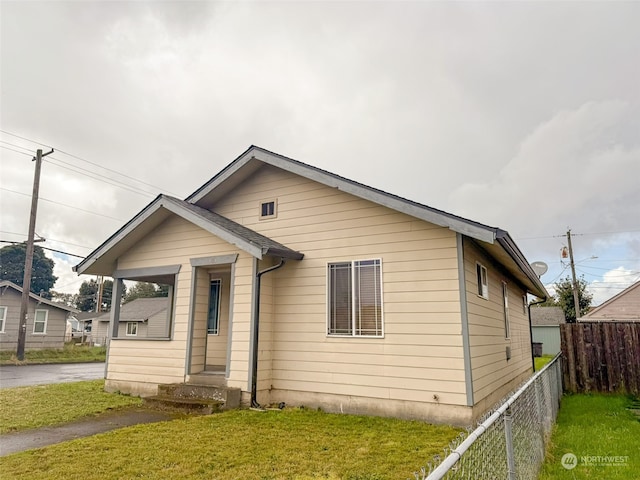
[186,150,255,203]
[161,198,263,259]
[254,149,498,244]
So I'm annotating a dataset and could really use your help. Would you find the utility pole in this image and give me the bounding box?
[96,275,104,314]
[566,228,582,321]
[17,148,53,360]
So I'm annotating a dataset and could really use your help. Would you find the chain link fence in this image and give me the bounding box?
[414,354,562,480]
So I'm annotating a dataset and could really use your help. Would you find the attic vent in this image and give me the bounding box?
[260,200,277,219]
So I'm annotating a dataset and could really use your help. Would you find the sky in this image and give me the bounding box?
[1,1,639,307]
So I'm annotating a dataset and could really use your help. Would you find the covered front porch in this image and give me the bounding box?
[73,195,303,402]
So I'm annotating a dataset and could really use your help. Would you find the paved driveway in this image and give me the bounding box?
[0,363,105,389]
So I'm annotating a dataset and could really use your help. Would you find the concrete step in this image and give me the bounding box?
[153,383,241,411]
[143,395,223,415]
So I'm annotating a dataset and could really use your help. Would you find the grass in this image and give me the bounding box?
[0,380,141,433]
[0,343,106,365]
[538,393,640,479]
[534,354,555,371]
[0,406,462,479]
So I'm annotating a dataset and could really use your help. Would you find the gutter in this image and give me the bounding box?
[528,297,547,372]
[250,257,286,408]
[495,230,548,298]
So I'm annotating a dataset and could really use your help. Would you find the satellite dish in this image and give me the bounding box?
[531,261,548,277]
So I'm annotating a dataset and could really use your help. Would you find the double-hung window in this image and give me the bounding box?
[33,309,48,334]
[328,259,383,337]
[0,306,6,333]
[126,322,138,336]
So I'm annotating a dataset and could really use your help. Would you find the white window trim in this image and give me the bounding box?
[326,258,385,338]
[33,309,48,334]
[259,199,278,220]
[476,263,489,300]
[0,306,6,333]
[126,322,138,336]
[503,282,511,339]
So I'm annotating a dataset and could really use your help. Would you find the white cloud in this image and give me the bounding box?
[48,252,86,295]
[588,267,640,307]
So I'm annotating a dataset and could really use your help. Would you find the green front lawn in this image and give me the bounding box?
[0,380,141,433]
[0,343,106,365]
[0,382,462,480]
[539,394,640,479]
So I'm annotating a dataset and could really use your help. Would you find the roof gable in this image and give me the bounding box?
[74,146,546,298]
[186,146,546,298]
[187,146,498,243]
[582,280,640,320]
[0,280,78,313]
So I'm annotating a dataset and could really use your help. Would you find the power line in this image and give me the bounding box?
[1,129,181,196]
[0,231,92,250]
[46,157,157,198]
[0,144,33,157]
[1,187,126,221]
[0,240,85,258]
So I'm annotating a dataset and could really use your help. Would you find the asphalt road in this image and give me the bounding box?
[0,363,106,389]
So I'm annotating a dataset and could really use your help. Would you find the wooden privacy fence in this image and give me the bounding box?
[561,322,640,395]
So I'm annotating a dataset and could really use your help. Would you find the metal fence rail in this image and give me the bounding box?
[415,354,563,480]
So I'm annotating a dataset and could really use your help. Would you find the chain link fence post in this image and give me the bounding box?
[504,406,516,480]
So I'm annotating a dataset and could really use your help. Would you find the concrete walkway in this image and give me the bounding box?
[0,408,176,456]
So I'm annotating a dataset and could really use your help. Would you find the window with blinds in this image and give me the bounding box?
[328,259,383,337]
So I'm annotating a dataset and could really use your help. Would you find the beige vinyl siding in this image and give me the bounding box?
[191,268,209,373]
[213,165,467,408]
[205,271,231,367]
[463,239,532,404]
[109,214,254,392]
[0,288,67,351]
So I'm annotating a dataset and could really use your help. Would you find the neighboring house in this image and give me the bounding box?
[580,280,640,322]
[0,280,78,351]
[74,312,104,345]
[92,297,169,346]
[530,306,566,355]
[73,146,547,425]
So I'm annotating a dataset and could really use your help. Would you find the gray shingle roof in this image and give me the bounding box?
[96,297,168,323]
[167,196,303,260]
[530,306,566,326]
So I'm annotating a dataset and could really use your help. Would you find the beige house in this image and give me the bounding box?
[580,280,640,322]
[74,146,547,425]
[0,280,78,351]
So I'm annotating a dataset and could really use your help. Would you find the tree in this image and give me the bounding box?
[50,290,78,307]
[0,244,57,297]
[550,275,593,323]
[123,281,169,304]
[75,278,120,312]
